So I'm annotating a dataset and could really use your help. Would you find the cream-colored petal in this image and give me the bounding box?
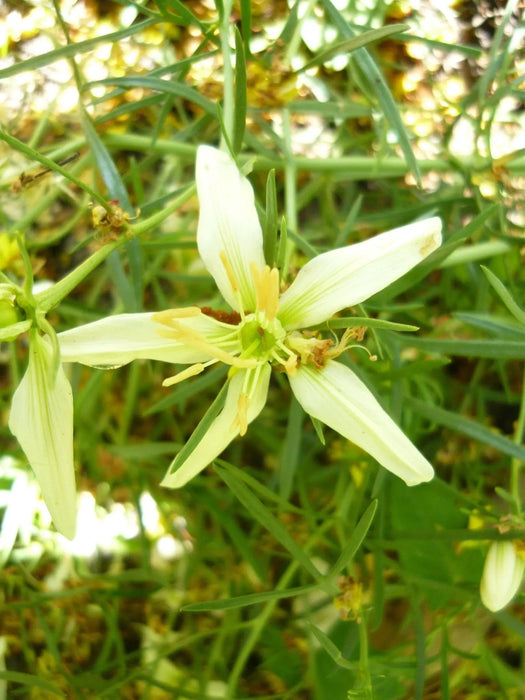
[8,333,77,539]
[196,146,266,312]
[480,540,525,612]
[289,360,434,486]
[278,217,442,330]
[58,312,239,368]
[161,363,271,488]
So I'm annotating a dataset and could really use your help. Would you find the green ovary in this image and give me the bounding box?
[239,314,286,362]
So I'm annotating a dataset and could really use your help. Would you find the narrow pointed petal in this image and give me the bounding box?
[8,333,77,539]
[161,363,271,488]
[278,217,442,330]
[289,360,434,486]
[196,146,266,311]
[58,312,239,368]
[480,541,525,612]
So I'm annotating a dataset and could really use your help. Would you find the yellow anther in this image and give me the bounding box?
[153,307,201,326]
[250,263,280,321]
[220,250,239,292]
[156,315,257,369]
[162,364,205,387]
[284,355,297,376]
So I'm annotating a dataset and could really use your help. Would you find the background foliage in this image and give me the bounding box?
[0,0,524,698]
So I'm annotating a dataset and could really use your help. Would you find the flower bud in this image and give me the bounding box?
[480,540,525,612]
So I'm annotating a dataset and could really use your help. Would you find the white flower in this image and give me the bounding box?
[480,540,525,612]
[58,146,442,490]
[8,331,76,539]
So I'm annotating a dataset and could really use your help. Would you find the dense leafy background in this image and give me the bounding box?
[0,0,524,698]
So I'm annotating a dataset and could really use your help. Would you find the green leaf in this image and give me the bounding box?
[80,111,131,211]
[328,500,378,578]
[481,266,525,328]
[0,671,66,696]
[297,24,409,73]
[455,312,525,340]
[322,0,421,185]
[216,464,323,581]
[307,622,355,670]
[263,169,278,266]
[278,397,304,503]
[93,76,218,117]
[182,583,319,611]
[405,337,525,360]
[232,26,247,154]
[164,381,229,478]
[0,19,158,80]
[406,398,525,463]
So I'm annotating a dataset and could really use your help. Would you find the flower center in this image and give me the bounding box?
[239,313,286,362]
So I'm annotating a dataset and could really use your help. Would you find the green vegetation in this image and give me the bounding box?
[0,1,524,698]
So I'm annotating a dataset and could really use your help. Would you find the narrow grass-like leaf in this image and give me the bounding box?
[455,312,525,340]
[0,671,66,696]
[105,253,136,312]
[297,24,409,73]
[145,365,227,414]
[476,0,520,104]
[80,110,131,210]
[182,583,320,611]
[196,489,267,582]
[306,623,355,670]
[411,594,426,700]
[216,464,323,581]
[323,317,418,332]
[215,461,305,515]
[0,19,158,80]
[263,169,278,266]
[276,216,288,278]
[80,110,139,308]
[284,100,371,118]
[481,266,525,328]
[0,129,105,206]
[405,337,525,360]
[406,398,525,463]
[322,0,421,184]
[164,381,229,478]
[279,397,304,503]
[240,0,252,58]
[328,500,378,578]
[156,0,206,28]
[232,26,247,154]
[93,76,218,117]
[440,240,510,268]
[277,0,300,45]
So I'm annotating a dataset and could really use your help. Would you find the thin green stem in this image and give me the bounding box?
[510,365,525,515]
[219,0,234,149]
[34,184,196,312]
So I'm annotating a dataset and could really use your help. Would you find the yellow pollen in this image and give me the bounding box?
[250,263,280,320]
[162,364,205,387]
[220,250,240,292]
